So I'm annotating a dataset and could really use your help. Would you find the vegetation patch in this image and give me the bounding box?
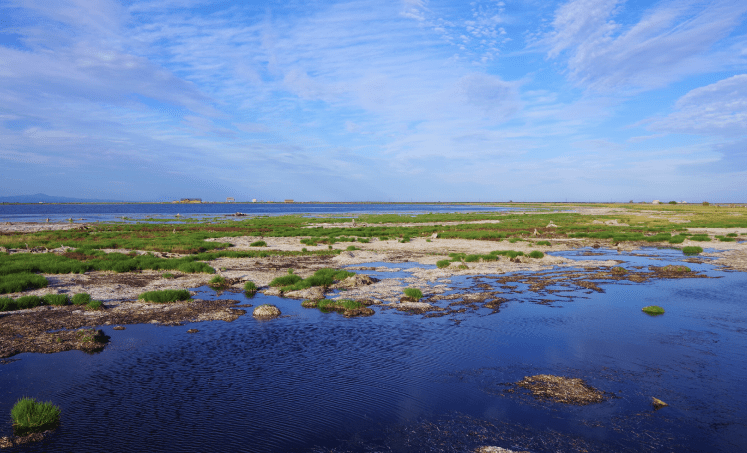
[611,267,628,275]
[682,246,703,255]
[0,295,45,312]
[642,305,665,315]
[661,265,691,273]
[208,275,229,289]
[86,300,104,310]
[689,235,711,242]
[0,273,48,294]
[274,268,355,292]
[436,259,451,269]
[403,287,423,300]
[71,293,92,306]
[536,240,551,246]
[138,289,191,303]
[243,281,257,295]
[11,397,61,435]
[43,294,69,306]
[528,251,544,259]
[315,299,374,317]
[250,240,267,247]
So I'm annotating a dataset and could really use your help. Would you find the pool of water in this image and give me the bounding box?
[1,248,745,452]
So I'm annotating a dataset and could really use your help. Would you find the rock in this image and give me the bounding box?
[514,374,607,405]
[338,274,378,288]
[396,301,433,313]
[112,326,125,330]
[652,397,668,409]
[533,229,538,236]
[253,304,281,319]
[431,233,438,239]
[284,286,325,300]
[187,329,199,334]
[475,447,530,453]
[546,222,558,228]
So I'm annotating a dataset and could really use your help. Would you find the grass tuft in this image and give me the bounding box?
[86,300,104,310]
[528,251,544,259]
[436,259,451,269]
[403,287,423,300]
[138,289,191,303]
[536,241,551,246]
[243,281,257,294]
[642,305,665,315]
[250,240,267,247]
[11,397,61,434]
[71,293,92,306]
[682,246,703,256]
[0,273,48,294]
[43,294,69,306]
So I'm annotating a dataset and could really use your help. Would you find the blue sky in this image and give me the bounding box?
[1,0,746,202]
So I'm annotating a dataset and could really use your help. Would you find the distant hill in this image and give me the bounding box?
[0,193,125,203]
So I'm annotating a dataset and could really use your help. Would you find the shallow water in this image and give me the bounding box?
[0,202,518,223]
[1,248,746,452]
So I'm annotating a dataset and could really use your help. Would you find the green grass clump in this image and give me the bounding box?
[269,274,303,287]
[727,233,738,237]
[346,246,358,251]
[277,268,356,292]
[0,295,45,312]
[689,235,711,242]
[0,273,48,294]
[138,289,191,303]
[250,240,267,247]
[243,281,258,294]
[317,299,364,310]
[43,294,69,306]
[716,235,736,242]
[528,251,544,259]
[403,287,423,300]
[71,293,92,305]
[436,260,451,269]
[668,235,686,244]
[11,397,61,434]
[357,238,369,243]
[682,246,703,255]
[208,275,229,289]
[642,305,665,315]
[536,241,551,246]
[86,300,103,310]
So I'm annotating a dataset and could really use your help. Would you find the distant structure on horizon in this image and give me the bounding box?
[226,197,235,202]
[652,200,661,204]
[174,198,202,203]
[252,199,257,202]
[284,199,294,203]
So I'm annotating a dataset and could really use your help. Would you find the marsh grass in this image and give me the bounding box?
[346,246,358,251]
[138,289,191,303]
[43,293,69,306]
[243,281,257,295]
[317,299,364,311]
[528,251,544,258]
[250,240,267,247]
[403,287,423,300]
[86,300,103,310]
[276,268,356,292]
[208,275,229,289]
[682,246,703,256]
[642,305,665,315]
[71,293,92,306]
[11,397,61,434]
[0,295,45,311]
[536,240,551,246]
[162,272,175,279]
[436,259,451,269]
[611,267,628,275]
[689,235,711,242]
[0,272,48,294]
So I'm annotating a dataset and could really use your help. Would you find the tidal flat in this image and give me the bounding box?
[1,203,746,452]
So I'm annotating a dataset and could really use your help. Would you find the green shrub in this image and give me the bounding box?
[682,246,703,256]
[13,295,44,310]
[0,273,48,294]
[43,293,69,306]
[668,201,677,205]
[702,201,710,206]
[528,251,544,259]
[436,260,451,269]
[208,275,228,289]
[642,305,665,315]
[138,289,191,303]
[250,240,267,247]
[71,293,92,305]
[243,281,257,293]
[403,287,423,300]
[11,397,61,434]
[536,241,551,246]
[269,274,303,287]
[86,300,103,310]
[317,299,364,310]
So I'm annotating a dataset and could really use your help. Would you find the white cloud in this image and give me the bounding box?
[543,0,747,91]
[649,74,747,136]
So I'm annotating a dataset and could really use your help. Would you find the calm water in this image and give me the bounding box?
[0,203,518,223]
[1,248,746,452]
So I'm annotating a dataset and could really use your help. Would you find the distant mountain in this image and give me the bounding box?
[0,193,125,203]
